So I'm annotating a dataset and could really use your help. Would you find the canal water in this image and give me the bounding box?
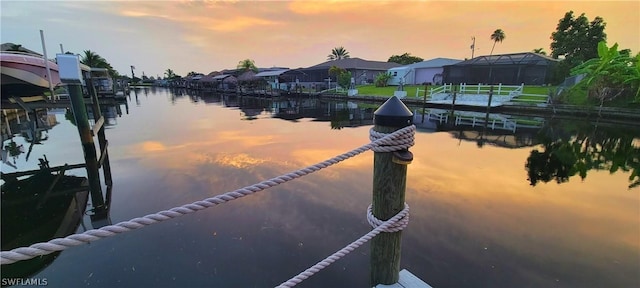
[2,87,639,287]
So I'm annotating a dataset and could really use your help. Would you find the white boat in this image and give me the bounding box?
[1,51,60,98]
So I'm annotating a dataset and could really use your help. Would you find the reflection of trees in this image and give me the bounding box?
[526,120,640,189]
[4,141,23,157]
[330,109,350,130]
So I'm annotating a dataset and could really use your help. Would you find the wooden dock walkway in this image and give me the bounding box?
[375,270,433,288]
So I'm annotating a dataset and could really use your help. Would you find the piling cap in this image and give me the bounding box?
[374,96,413,127]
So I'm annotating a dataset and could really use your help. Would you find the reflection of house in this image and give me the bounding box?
[291,58,401,89]
[448,129,539,149]
[269,97,374,127]
[387,58,462,85]
[442,52,558,85]
[413,108,542,148]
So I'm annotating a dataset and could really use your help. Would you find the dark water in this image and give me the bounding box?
[1,87,639,287]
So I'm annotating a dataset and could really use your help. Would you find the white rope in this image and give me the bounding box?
[369,126,415,152]
[367,204,409,233]
[276,203,410,288]
[1,125,415,265]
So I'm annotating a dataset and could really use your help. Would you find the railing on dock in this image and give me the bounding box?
[416,83,551,105]
[424,109,544,133]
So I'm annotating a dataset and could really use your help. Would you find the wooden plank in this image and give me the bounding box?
[36,165,68,209]
[1,163,86,179]
[92,116,104,136]
[98,140,109,168]
[10,96,34,113]
[375,270,432,288]
[397,269,432,288]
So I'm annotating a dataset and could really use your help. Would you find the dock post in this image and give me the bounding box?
[56,54,105,211]
[486,85,494,113]
[371,96,413,286]
[449,85,458,121]
[87,78,113,187]
[451,85,458,108]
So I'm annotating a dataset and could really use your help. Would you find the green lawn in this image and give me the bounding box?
[355,85,426,98]
[336,84,635,108]
[353,84,550,99]
[522,86,556,95]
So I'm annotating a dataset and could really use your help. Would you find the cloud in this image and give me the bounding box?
[206,16,282,32]
[138,141,168,152]
[288,0,385,15]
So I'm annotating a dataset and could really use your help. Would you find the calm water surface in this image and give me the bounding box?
[1,87,639,287]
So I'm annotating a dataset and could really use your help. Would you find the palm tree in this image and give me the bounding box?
[81,50,121,77]
[80,50,108,68]
[489,29,506,56]
[164,69,176,79]
[328,65,345,78]
[327,46,350,61]
[237,59,258,72]
[533,48,547,55]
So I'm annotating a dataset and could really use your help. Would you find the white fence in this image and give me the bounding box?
[418,83,549,104]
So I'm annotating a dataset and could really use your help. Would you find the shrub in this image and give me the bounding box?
[375,72,392,87]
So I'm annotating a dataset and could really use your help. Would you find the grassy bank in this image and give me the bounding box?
[346,84,636,108]
[354,84,555,97]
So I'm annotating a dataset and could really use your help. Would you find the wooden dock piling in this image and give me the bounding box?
[67,83,105,210]
[371,96,413,286]
[87,78,113,187]
[57,54,106,212]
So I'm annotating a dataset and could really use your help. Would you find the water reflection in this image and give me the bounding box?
[1,156,90,279]
[526,119,640,189]
[3,89,637,287]
[1,100,117,282]
[1,150,114,281]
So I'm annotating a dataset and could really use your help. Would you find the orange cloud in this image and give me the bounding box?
[212,153,267,169]
[138,141,168,152]
[206,16,282,32]
[288,0,389,15]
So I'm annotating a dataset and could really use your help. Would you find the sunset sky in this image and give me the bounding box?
[1,1,638,78]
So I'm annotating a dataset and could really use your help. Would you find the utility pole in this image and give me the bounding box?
[471,36,476,59]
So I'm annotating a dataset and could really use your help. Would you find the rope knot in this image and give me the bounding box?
[367,203,410,233]
[369,125,416,153]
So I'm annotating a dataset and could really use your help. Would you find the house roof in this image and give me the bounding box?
[304,57,402,71]
[237,70,259,81]
[200,74,216,82]
[212,74,233,80]
[407,58,463,69]
[255,69,289,77]
[448,52,559,66]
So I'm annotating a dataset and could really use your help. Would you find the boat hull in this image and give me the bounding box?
[1,53,60,98]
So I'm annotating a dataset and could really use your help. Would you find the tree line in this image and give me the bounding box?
[16,9,630,100]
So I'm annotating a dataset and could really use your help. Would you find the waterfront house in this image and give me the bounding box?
[255,69,308,91]
[442,52,558,85]
[212,74,237,91]
[255,69,288,90]
[291,58,402,90]
[387,58,462,86]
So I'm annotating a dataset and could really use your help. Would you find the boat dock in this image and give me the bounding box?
[375,270,433,288]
